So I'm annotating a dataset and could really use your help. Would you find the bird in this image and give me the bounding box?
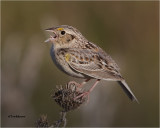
[45,25,138,103]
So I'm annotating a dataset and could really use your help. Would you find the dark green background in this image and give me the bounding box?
[1,1,159,127]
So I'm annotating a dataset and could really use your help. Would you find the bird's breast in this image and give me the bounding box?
[50,45,86,78]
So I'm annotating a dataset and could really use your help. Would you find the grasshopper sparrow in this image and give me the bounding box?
[45,25,138,103]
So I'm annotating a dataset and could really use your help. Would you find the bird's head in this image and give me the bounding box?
[45,25,86,49]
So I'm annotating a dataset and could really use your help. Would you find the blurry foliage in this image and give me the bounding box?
[1,1,159,127]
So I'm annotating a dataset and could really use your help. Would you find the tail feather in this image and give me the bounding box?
[118,80,139,103]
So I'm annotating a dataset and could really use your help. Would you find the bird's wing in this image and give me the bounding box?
[64,47,123,80]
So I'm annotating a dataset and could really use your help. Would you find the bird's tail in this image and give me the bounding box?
[117,80,139,103]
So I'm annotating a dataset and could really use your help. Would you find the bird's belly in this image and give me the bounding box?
[50,47,86,78]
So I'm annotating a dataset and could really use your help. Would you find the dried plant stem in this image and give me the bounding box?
[53,111,67,128]
[62,111,67,127]
[36,81,88,127]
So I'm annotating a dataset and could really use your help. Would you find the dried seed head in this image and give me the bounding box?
[36,115,49,127]
[52,82,87,112]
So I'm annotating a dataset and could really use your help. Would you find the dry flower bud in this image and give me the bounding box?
[36,115,49,127]
[52,82,87,112]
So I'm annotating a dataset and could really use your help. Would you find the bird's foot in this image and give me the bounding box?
[74,91,90,101]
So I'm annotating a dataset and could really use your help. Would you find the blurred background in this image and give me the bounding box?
[1,1,159,127]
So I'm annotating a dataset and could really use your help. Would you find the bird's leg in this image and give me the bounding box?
[68,79,90,88]
[79,78,91,87]
[74,79,100,100]
[88,79,100,92]
[68,81,81,87]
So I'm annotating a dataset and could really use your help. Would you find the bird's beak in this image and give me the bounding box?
[45,28,57,43]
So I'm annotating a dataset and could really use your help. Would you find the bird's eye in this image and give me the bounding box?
[61,31,65,35]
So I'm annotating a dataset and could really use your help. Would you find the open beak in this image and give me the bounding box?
[45,29,57,43]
